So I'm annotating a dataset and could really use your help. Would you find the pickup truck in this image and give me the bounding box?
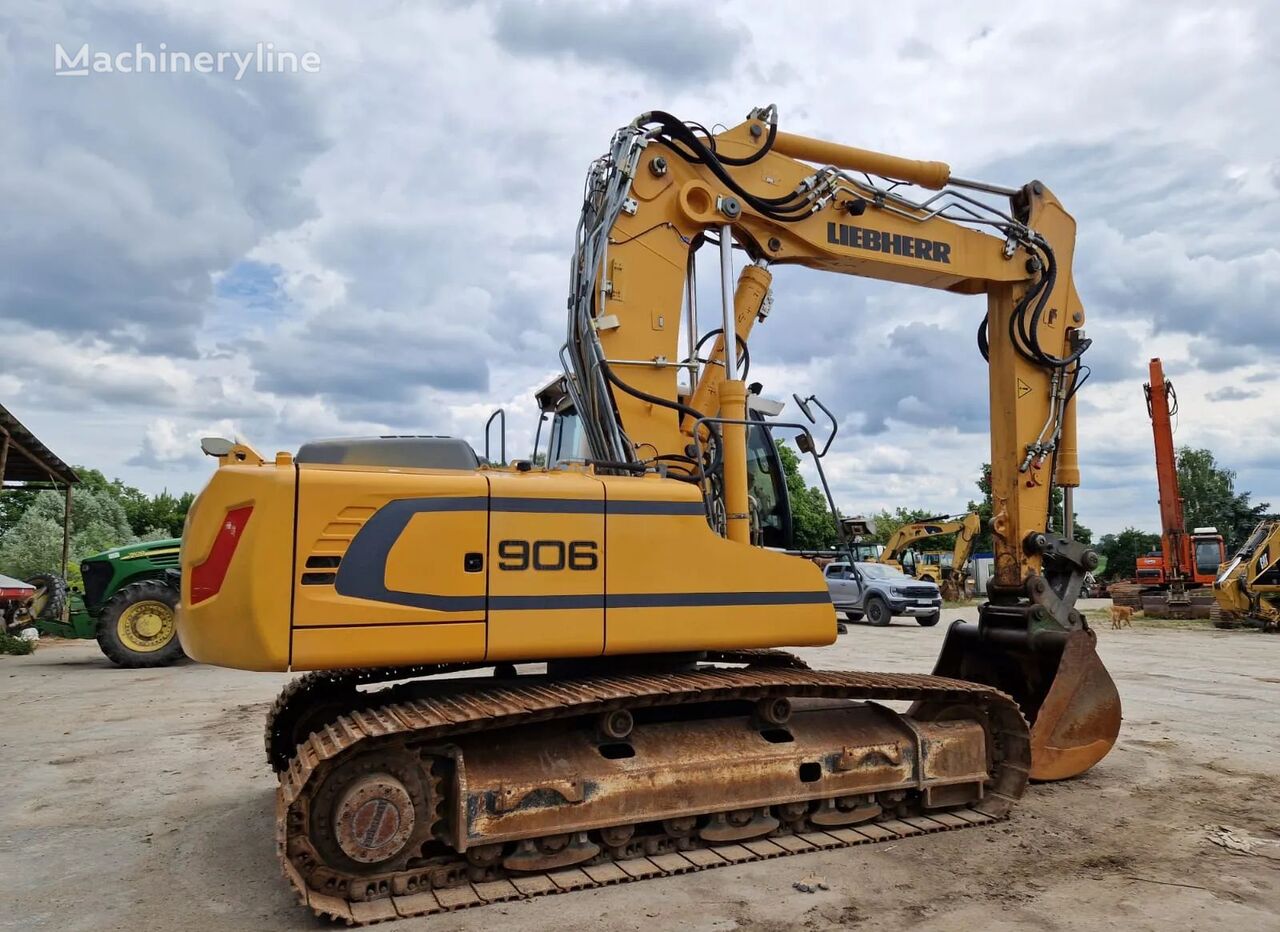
[823,560,942,627]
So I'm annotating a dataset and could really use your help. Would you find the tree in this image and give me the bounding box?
[0,485,136,581]
[965,463,1093,553]
[775,441,837,549]
[0,486,39,537]
[0,467,193,542]
[1176,447,1268,549]
[1096,528,1161,581]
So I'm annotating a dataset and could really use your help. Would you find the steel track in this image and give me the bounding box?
[275,663,1030,925]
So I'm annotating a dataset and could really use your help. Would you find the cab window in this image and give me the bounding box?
[1195,540,1223,576]
[745,421,792,549]
[548,409,590,465]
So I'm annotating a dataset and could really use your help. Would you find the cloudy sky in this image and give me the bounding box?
[2,1,1277,536]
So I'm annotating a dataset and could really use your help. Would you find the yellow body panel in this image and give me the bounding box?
[177,461,295,671]
[598,475,834,654]
[486,471,606,661]
[291,622,486,670]
[179,461,836,673]
[292,465,489,628]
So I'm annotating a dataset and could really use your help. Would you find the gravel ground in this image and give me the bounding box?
[3,600,1278,931]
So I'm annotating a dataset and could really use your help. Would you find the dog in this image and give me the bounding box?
[1110,605,1134,629]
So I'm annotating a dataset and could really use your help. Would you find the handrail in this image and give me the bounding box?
[484,408,506,465]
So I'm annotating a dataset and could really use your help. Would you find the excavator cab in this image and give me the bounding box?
[536,375,795,550]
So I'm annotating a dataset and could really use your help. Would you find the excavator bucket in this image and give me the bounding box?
[927,621,1121,781]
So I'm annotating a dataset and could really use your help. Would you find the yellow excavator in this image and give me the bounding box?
[178,107,1121,923]
[1212,518,1280,630]
[879,512,981,600]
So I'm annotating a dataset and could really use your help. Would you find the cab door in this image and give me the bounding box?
[825,563,853,606]
[486,471,605,661]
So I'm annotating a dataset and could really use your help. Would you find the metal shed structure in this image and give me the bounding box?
[0,403,79,572]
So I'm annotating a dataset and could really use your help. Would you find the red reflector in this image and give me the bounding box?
[190,506,253,604]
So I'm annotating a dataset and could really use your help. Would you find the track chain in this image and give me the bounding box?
[264,649,809,772]
[275,664,1029,924]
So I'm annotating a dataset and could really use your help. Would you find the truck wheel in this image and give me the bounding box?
[96,579,184,668]
[865,596,891,627]
[24,573,68,621]
[916,611,941,627]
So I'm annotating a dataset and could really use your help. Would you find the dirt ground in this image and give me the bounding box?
[3,601,1278,931]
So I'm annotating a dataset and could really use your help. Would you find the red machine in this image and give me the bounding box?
[1140,358,1225,604]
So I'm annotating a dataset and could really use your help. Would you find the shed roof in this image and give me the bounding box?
[0,403,79,486]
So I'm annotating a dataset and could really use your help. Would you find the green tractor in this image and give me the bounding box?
[22,539,184,667]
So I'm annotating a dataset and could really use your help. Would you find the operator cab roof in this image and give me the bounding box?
[295,436,479,471]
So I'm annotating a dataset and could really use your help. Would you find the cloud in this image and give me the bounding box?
[0,5,327,355]
[1207,385,1260,402]
[489,0,747,82]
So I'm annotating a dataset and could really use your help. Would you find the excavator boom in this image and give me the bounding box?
[566,109,1118,779]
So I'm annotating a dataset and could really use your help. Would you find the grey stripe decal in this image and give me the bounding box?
[335,497,489,610]
[491,594,605,610]
[490,497,603,514]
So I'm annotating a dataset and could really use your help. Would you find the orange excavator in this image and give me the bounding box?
[1137,358,1225,614]
[178,107,1121,923]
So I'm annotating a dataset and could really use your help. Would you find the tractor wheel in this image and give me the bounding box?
[96,579,184,668]
[916,611,941,627]
[24,573,68,621]
[865,596,892,627]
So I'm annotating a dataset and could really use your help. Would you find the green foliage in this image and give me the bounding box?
[1176,447,1268,549]
[0,477,141,579]
[964,463,1092,552]
[1097,528,1161,581]
[775,441,837,550]
[0,632,36,656]
[0,486,39,537]
[72,467,192,538]
[0,467,192,582]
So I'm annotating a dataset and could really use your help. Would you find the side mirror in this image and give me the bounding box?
[200,437,235,458]
[792,393,816,423]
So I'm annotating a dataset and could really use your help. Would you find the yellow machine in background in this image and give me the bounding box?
[878,512,981,599]
[1213,519,1280,630]
[179,107,1120,924]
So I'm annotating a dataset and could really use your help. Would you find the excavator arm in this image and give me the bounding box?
[881,513,981,569]
[563,107,1120,779]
